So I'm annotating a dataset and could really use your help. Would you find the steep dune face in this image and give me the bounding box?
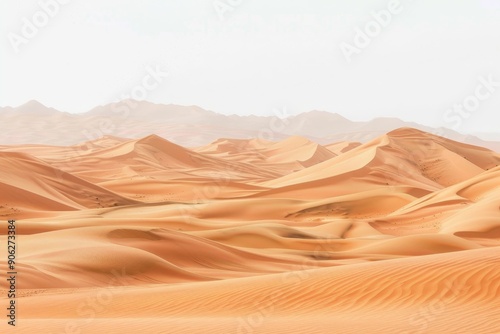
[195,136,336,174]
[385,128,499,184]
[0,152,135,216]
[194,138,272,156]
[324,141,362,154]
[0,127,499,333]
[256,138,438,201]
[258,128,499,200]
[437,168,500,243]
[262,136,336,167]
[369,166,500,239]
[67,134,212,169]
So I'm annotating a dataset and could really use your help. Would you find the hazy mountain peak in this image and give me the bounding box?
[18,100,48,110]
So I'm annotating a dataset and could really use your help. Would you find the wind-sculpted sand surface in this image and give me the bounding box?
[1,128,499,333]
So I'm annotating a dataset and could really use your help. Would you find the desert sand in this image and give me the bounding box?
[0,127,499,333]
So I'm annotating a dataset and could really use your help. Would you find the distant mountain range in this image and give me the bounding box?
[1,100,499,151]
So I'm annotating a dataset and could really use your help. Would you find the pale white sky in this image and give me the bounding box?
[1,0,499,134]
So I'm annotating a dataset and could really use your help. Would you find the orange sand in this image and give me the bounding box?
[0,127,499,333]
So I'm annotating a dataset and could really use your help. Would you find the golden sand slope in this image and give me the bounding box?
[257,128,499,199]
[0,128,499,333]
[324,141,361,155]
[194,136,336,174]
[0,152,135,216]
[4,247,499,333]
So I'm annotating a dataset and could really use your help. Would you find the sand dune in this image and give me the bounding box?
[0,127,499,333]
[6,247,500,333]
[0,151,135,217]
[324,140,361,154]
[25,135,283,202]
[368,166,500,241]
[258,128,499,199]
[195,136,336,177]
[70,134,280,179]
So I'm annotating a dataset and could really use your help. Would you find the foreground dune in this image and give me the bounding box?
[3,247,499,333]
[0,128,499,333]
